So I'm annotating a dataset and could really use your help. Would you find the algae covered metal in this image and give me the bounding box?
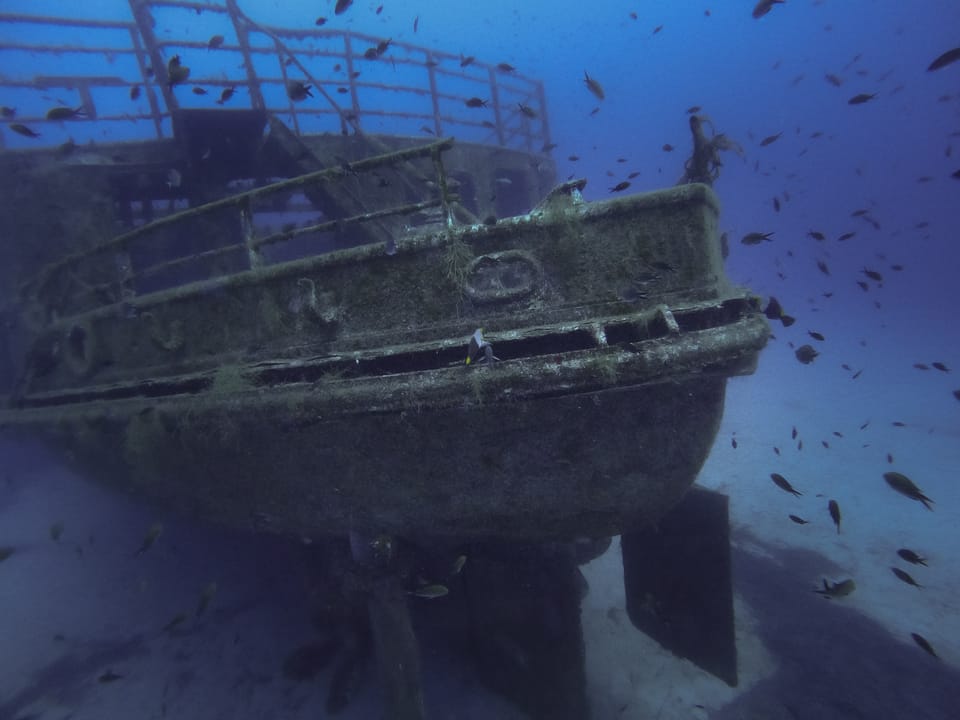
[1,162,768,540]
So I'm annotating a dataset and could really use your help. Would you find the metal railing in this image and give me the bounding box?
[24,137,458,322]
[0,0,550,152]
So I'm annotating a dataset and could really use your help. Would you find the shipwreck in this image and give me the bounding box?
[0,2,769,718]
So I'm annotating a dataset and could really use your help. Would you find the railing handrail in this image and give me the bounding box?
[0,2,550,151]
[24,137,457,313]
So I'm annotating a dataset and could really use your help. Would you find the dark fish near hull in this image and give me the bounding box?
[891,566,923,588]
[911,633,939,659]
[8,123,40,138]
[135,522,163,556]
[848,93,877,105]
[927,48,960,72]
[583,71,605,100]
[814,578,855,598]
[897,549,927,566]
[752,0,785,19]
[883,472,934,510]
[771,472,802,496]
[795,344,819,364]
[741,231,774,245]
[828,499,841,534]
[335,0,354,15]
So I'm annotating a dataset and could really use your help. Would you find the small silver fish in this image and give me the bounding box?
[410,584,448,599]
[135,522,163,556]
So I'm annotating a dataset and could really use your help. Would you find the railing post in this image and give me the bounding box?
[535,79,551,152]
[127,0,179,115]
[239,197,261,269]
[431,147,453,227]
[488,66,505,147]
[226,0,265,110]
[128,24,164,138]
[426,51,442,138]
[274,38,301,135]
[342,34,361,134]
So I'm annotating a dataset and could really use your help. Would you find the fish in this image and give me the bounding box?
[927,48,960,72]
[0,105,15,117]
[518,103,538,118]
[808,230,826,241]
[464,97,487,108]
[459,55,475,67]
[897,549,927,567]
[686,105,701,114]
[763,296,796,327]
[814,578,855,598]
[788,514,809,525]
[50,521,65,542]
[891,567,923,588]
[741,231,774,245]
[759,132,782,146]
[315,17,327,26]
[411,584,449,599]
[911,633,939,659]
[837,231,856,241]
[862,268,883,282]
[196,582,217,616]
[334,0,354,15]
[954,389,960,402]
[45,106,86,121]
[0,546,14,562]
[451,555,467,575]
[98,670,124,683]
[828,499,841,534]
[662,143,674,152]
[192,87,208,95]
[583,71,605,100]
[770,472,802,497]
[848,93,877,105]
[134,522,163,556]
[162,612,188,632]
[207,34,224,49]
[932,362,950,372]
[609,181,631,192]
[166,169,182,189]
[752,0,785,20]
[883,472,934,510]
[824,73,843,86]
[795,344,819,364]
[9,123,40,138]
[130,85,141,100]
[166,55,190,88]
[816,259,830,276]
[497,63,516,73]
[286,80,313,101]
[808,331,825,341]
[413,16,419,33]
[215,86,235,105]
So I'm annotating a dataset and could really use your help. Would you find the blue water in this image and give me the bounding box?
[2,1,959,718]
